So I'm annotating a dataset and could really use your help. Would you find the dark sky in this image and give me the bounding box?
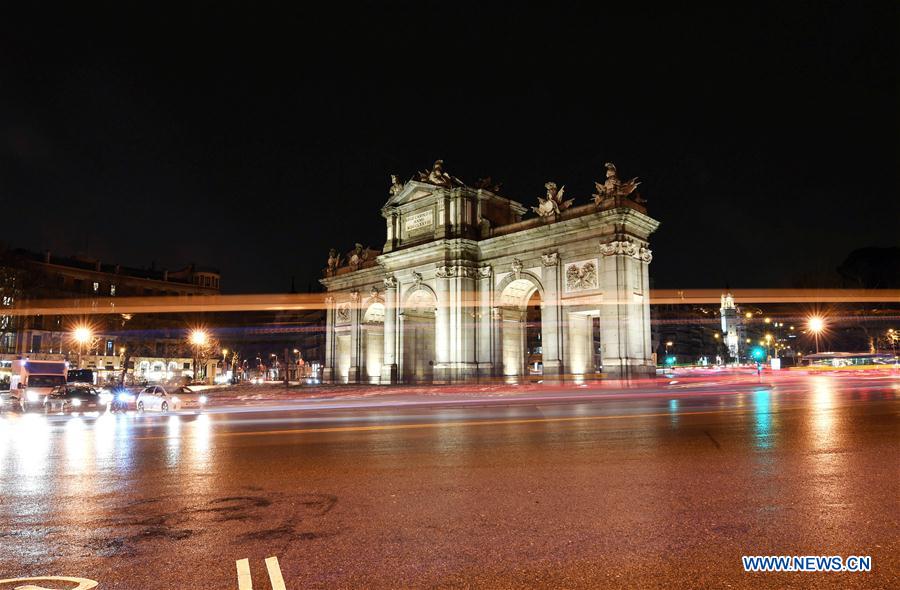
[2,2,897,293]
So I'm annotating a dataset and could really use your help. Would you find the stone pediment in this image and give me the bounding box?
[382,181,438,210]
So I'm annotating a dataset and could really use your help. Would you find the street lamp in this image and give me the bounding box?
[190,329,208,347]
[73,325,92,369]
[807,316,825,353]
[886,328,897,366]
[189,329,209,381]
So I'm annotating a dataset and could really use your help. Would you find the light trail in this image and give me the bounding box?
[4,288,898,316]
[130,407,770,440]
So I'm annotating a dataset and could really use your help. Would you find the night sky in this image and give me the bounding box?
[2,2,897,293]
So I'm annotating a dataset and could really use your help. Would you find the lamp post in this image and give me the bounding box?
[887,328,897,366]
[73,326,92,369]
[807,316,825,354]
[221,348,228,382]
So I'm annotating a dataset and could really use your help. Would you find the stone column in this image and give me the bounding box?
[598,240,655,378]
[447,265,478,380]
[381,276,399,383]
[476,265,493,378]
[348,290,362,383]
[640,250,653,364]
[540,252,562,379]
[433,270,452,382]
[491,306,502,378]
[323,295,335,383]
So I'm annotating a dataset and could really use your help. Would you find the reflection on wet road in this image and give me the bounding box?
[0,373,897,588]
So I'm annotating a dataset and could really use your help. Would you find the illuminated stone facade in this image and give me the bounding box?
[320,163,659,383]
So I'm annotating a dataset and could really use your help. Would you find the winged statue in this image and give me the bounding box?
[416,159,464,188]
[593,162,641,203]
[532,181,574,217]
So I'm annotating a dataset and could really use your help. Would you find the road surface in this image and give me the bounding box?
[1,372,897,588]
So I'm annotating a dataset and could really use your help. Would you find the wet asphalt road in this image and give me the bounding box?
[0,373,898,589]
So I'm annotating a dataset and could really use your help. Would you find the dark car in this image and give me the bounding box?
[43,383,108,413]
[66,368,95,384]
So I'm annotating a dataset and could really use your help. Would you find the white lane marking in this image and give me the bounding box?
[0,576,99,590]
[265,556,287,590]
[236,558,253,590]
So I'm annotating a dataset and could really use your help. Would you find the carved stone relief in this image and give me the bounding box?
[565,259,599,292]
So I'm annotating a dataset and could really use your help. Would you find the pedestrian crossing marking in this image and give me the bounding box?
[265,557,286,590]
[235,556,286,589]
[236,558,253,589]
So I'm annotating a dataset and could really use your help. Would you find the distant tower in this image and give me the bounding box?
[720,291,741,362]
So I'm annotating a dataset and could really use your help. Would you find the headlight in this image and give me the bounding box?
[71,398,82,407]
[117,393,135,402]
[198,395,208,405]
[26,390,40,402]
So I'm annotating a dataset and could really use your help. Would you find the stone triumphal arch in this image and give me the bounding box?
[321,161,659,383]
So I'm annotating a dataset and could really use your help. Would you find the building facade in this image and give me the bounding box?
[0,247,221,383]
[320,161,659,383]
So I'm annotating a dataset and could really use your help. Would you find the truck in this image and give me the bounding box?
[9,359,68,411]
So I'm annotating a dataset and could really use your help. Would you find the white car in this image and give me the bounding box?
[136,385,183,412]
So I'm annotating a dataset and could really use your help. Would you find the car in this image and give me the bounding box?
[135,385,184,412]
[43,383,109,413]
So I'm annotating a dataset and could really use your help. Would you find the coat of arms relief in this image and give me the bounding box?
[565,259,599,292]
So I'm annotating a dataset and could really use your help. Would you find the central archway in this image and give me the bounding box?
[400,287,437,383]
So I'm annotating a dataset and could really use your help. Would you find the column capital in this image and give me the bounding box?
[383,275,398,289]
[435,265,456,279]
[541,251,559,267]
[600,239,651,260]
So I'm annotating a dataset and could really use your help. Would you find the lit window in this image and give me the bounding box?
[110,285,116,296]
[93,282,100,293]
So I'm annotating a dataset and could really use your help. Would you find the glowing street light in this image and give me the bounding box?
[190,329,209,347]
[73,325,93,368]
[189,329,210,381]
[807,316,825,353]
